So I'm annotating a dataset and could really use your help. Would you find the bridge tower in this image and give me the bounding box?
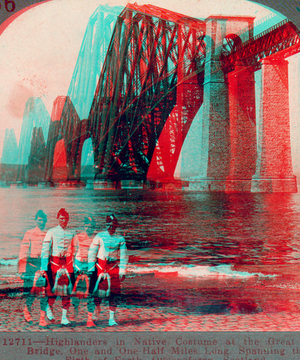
[189,15,255,191]
[251,56,297,192]
[218,19,299,193]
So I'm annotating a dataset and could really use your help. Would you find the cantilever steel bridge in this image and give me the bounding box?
[22,4,300,190]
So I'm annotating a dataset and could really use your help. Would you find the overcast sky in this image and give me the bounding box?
[0,0,281,160]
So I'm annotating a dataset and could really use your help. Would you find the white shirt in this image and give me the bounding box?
[19,226,47,273]
[41,225,76,271]
[74,232,94,262]
[88,230,127,276]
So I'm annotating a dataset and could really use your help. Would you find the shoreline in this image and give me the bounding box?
[0,293,300,332]
[1,269,300,331]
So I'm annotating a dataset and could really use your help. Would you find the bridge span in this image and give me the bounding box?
[13,4,300,192]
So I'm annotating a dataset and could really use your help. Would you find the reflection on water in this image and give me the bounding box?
[1,188,300,272]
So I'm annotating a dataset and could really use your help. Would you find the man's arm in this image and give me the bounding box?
[71,233,78,262]
[119,237,128,278]
[40,230,53,271]
[18,231,31,274]
[72,234,81,272]
[88,235,100,273]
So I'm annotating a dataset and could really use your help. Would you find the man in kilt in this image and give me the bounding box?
[40,208,76,326]
[71,215,96,319]
[87,214,127,327]
[19,210,50,326]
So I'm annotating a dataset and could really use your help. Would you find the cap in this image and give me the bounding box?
[106,214,119,226]
[84,216,95,226]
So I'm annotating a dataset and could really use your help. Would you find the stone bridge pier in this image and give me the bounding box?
[189,15,297,193]
[251,57,297,192]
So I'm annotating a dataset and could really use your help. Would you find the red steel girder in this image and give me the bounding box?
[88,4,205,180]
[221,20,300,70]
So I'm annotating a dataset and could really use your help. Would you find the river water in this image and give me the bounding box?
[1,188,300,314]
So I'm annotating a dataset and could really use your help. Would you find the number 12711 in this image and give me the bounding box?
[3,338,32,345]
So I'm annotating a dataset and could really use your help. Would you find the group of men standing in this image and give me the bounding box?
[18,208,127,328]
